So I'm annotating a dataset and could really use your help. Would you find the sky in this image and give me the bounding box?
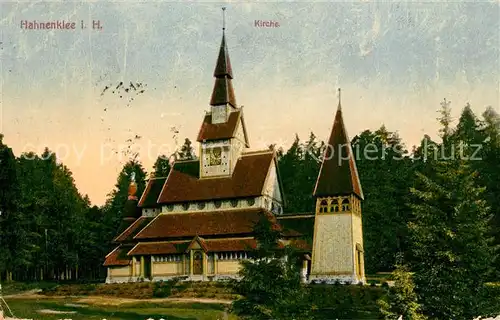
[1,0,499,206]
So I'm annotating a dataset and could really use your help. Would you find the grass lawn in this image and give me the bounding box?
[4,297,235,320]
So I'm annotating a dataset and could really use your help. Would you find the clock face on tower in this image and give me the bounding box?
[209,148,222,166]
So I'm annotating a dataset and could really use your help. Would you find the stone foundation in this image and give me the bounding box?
[308,274,365,285]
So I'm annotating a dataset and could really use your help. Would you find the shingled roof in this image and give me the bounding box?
[197,109,249,146]
[138,177,167,208]
[128,241,191,256]
[313,99,364,199]
[157,151,274,204]
[134,208,279,240]
[103,246,131,266]
[128,238,259,256]
[114,216,153,243]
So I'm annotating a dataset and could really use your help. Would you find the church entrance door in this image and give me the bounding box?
[193,251,203,275]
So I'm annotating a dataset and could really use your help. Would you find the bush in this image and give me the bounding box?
[308,284,384,319]
[152,278,180,298]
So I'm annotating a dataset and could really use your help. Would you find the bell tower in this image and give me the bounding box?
[310,89,365,284]
[198,8,249,179]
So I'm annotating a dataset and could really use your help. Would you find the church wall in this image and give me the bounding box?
[160,197,259,214]
[351,204,365,280]
[216,260,241,274]
[230,122,246,174]
[152,262,183,276]
[135,260,140,276]
[142,208,160,217]
[312,214,353,274]
[352,206,363,250]
[109,266,130,277]
[261,161,283,214]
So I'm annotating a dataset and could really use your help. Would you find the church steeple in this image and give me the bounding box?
[210,7,236,108]
[310,89,366,285]
[313,89,363,199]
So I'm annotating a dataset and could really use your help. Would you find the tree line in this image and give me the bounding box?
[0,100,498,289]
[232,100,500,320]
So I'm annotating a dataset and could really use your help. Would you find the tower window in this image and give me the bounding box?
[329,200,339,212]
[342,198,350,211]
[319,200,328,213]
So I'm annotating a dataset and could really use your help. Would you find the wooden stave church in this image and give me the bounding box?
[103,24,366,285]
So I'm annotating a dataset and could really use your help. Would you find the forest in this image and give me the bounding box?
[0,99,498,284]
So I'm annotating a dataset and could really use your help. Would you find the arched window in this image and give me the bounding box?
[167,204,174,212]
[182,203,190,211]
[329,200,339,212]
[247,198,255,206]
[230,199,238,208]
[342,198,350,211]
[197,202,206,210]
[214,200,222,209]
[319,200,328,213]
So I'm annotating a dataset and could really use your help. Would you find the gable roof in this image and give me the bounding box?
[313,102,364,199]
[197,109,249,147]
[138,177,167,208]
[134,208,279,240]
[157,151,274,204]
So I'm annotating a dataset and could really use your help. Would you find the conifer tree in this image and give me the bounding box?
[232,215,311,320]
[178,138,196,160]
[378,257,427,320]
[0,134,21,281]
[408,159,496,319]
[437,98,453,144]
[153,155,171,177]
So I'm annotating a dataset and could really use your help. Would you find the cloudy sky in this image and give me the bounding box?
[1,0,499,205]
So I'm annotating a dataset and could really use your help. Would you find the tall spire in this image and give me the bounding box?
[313,91,364,199]
[210,7,236,107]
